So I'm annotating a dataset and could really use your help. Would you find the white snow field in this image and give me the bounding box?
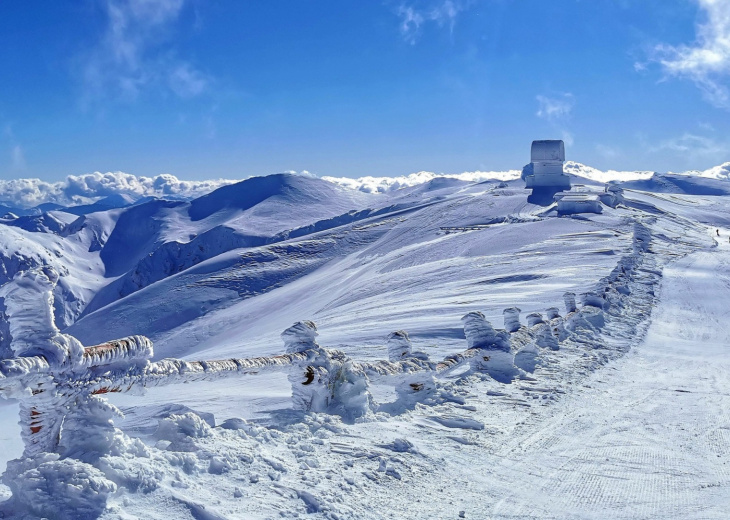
[0,164,729,519]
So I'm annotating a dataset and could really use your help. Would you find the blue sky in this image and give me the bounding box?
[0,0,729,181]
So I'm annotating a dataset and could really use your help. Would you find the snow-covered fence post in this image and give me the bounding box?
[0,267,85,457]
[461,311,520,383]
[525,312,544,327]
[503,307,522,333]
[0,335,154,458]
[563,292,577,313]
[546,307,560,320]
[284,321,372,420]
[384,330,436,404]
[387,330,412,361]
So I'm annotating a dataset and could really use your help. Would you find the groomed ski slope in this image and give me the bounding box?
[468,237,730,518]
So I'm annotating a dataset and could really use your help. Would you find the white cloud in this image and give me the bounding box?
[396,1,470,44]
[168,63,208,98]
[647,0,730,107]
[81,0,209,103]
[11,145,26,170]
[323,169,520,193]
[649,132,730,164]
[535,93,575,147]
[536,93,574,121]
[0,171,237,209]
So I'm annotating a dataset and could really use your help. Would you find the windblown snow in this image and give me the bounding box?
[0,163,729,519]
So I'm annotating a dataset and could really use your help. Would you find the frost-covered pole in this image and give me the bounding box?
[283,321,372,419]
[461,311,521,383]
[0,268,87,456]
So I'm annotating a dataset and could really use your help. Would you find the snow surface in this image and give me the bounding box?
[0,165,729,518]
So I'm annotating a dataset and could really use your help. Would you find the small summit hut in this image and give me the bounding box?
[523,140,571,191]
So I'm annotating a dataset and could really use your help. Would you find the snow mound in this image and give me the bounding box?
[3,454,117,520]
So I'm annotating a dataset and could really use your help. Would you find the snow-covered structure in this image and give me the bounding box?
[387,330,413,361]
[523,140,571,190]
[599,185,624,208]
[281,320,319,353]
[502,307,522,333]
[563,292,577,313]
[283,321,371,419]
[556,193,603,215]
[461,311,520,382]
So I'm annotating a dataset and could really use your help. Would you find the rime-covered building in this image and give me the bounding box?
[523,140,571,190]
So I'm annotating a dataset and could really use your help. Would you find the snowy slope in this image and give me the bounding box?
[0,165,729,519]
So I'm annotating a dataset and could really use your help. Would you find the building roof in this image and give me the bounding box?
[531,140,565,162]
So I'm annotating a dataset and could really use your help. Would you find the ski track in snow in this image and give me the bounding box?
[475,242,730,518]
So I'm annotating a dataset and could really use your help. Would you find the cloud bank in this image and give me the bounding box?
[324,169,519,193]
[0,172,236,209]
[1,162,729,209]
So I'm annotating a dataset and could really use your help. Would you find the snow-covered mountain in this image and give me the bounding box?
[1,164,730,518]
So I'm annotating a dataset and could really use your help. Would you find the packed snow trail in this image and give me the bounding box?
[480,240,730,519]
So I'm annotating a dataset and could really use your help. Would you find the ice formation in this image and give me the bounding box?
[386,330,412,361]
[563,292,577,313]
[281,320,319,353]
[599,185,624,207]
[525,312,545,327]
[0,267,83,366]
[461,312,519,382]
[502,307,522,333]
[514,343,540,373]
[283,321,371,419]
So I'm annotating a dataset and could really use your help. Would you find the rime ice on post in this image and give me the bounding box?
[0,267,83,367]
[281,320,319,353]
[462,312,510,352]
[581,292,605,309]
[535,323,559,350]
[546,307,560,320]
[283,321,371,419]
[503,307,522,333]
[525,313,544,327]
[563,292,577,313]
[461,312,519,383]
[384,330,434,405]
[387,330,412,361]
[524,312,558,350]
